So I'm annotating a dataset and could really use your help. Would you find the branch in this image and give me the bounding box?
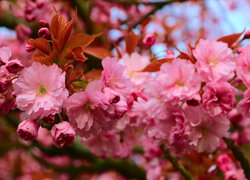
[223,138,250,180]
[128,0,187,30]
[162,147,192,180]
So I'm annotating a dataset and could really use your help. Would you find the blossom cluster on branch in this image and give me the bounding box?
[0,0,250,180]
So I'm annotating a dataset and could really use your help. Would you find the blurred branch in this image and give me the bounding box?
[162,147,192,180]
[126,0,187,30]
[223,138,250,180]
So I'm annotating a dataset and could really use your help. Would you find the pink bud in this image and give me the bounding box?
[36,0,45,9]
[51,121,76,148]
[244,30,250,39]
[217,154,234,173]
[6,60,24,74]
[25,3,36,14]
[25,13,36,22]
[26,44,35,52]
[143,34,156,47]
[228,109,243,124]
[38,27,50,38]
[17,118,40,141]
[42,115,55,125]
[39,20,49,27]
[15,24,32,42]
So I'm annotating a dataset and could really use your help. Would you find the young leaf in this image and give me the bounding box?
[27,38,51,55]
[83,47,113,59]
[142,58,172,72]
[217,30,245,47]
[125,30,139,54]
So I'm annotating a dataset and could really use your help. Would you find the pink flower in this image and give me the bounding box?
[185,105,230,153]
[225,170,247,180]
[0,47,11,64]
[51,121,76,148]
[14,62,69,119]
[81,131,130,158]
[101,57,132,97]
[217,154,234,173]
[237,89,250,117]
[202,81,235,116]
[193,39,235,82]
[236,45,250,87]
[66,80,128,137]
[155,59,201,102]
[5,59,24,74]
[17,118,40,141]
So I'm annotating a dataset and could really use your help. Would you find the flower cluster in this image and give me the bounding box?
[1,9,250,180]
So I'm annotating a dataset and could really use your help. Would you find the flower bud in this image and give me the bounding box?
[15,24,32,42]
[26,44,35,52]
[39,20,49,27]
[51,121,76,148]
[143,34,156,47]
[42,114,55,125]
[25,13,36,22]
[17,118,40,141]
[38,27,50,38]
[6,60,24,74]
[36,0,45,9]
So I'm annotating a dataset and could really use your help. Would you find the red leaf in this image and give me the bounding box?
[59,11,77,48]
[125,30,139,54]
[30,49,57,64]
[50,13,68,40]
[83,47,113,59]
[217,30,245,47]
[142,58,172,72]
[66,33,102,50]
[27,38,51,55]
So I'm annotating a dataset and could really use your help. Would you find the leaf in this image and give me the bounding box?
[175,45,196,63]
[27,38,51,55]
[85,70,102,81]
[64,47,87,62]
[59,11,77,48]
[66,33,102,50]
[30,50,57,64]
[217,30,245,47]
[83,47,113,59]
[142,58,172,72]
[50,13,68,39]
[125,30,139,54]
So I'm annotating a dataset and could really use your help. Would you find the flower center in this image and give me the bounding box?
[38,86,47,95]
[176,80,184,87]
[208,58,217,66]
